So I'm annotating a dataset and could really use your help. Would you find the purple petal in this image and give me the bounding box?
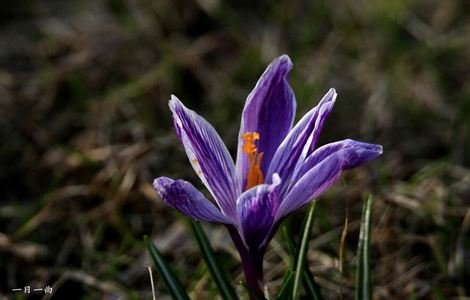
[236,174,281,250]
[170,96,239,220]
[305,91,337,156]
[276,142,383,220]
[266,88,336,196]
[235,55,296,191]
[293,139,383,182]
[154,177,232,224]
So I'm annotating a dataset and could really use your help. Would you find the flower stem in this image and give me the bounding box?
[227,226,265,299]
[240,250,264,298]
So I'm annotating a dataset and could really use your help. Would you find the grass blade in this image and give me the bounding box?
[301,266,322,300]
[189,221,238,300]
[282,224,323,300]
[355,195,373,300]
[282,210,323,300]
[144,235,190,300]
[292,201,318,300]
[276,270,294,300]
[282,224,296,265]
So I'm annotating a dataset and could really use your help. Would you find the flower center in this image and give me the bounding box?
[242,132,264,189]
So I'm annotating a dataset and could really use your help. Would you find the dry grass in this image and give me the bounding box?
[0,0,469,299]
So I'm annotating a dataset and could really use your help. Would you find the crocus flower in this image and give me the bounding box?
[154,54,382,297]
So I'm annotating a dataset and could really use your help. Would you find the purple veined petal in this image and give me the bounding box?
[289,94,337,187]
[235,55,296,191]
[292,139,383,183]
[154,177,233,224]
[305,90,337,156]
[266,88,337,197]
[236,174,281,251]
[170,96,240,220]
[275,143,383,220]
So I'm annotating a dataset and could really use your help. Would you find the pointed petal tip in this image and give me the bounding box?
[277,54,292,67]
[325,88,338,103]
[378,145,384,155]
[267,173,282,192]
[340,142,383,170]
[271,173,281,186]
[344,139,383,153]
[267,54,293,75]
[359,142,383,156]
[370,144,383,158]
[153,177,174,196]
[331,88,337,100]
[153,176,169,189]
[168,95,181,110]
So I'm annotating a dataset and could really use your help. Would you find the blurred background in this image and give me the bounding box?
[0,0,469,299]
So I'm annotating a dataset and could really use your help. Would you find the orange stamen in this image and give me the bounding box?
[242,132,265,189]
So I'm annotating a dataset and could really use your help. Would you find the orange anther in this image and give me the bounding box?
[242,132,265,189]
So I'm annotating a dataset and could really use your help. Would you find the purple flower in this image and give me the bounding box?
[153,55,382,296]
